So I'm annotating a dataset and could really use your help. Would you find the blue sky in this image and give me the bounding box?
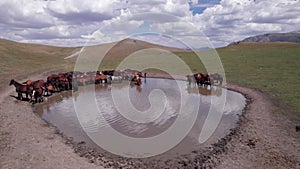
[0,0,299,48]
[189,0,221,15]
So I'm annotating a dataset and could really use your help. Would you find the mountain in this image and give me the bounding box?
[231,31,300,45]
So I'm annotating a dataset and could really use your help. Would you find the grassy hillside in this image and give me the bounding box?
[219,43,300,117]
[0,39,78,91]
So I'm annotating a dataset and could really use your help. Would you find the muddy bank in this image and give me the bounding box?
[1,71,299,168]
[218,84,300,169]
[0,72,101,169]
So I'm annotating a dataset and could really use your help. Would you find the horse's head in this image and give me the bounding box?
[9,79,14,86]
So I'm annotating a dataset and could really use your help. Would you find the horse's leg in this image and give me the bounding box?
[29,94,33,103]
[21,93,24,100]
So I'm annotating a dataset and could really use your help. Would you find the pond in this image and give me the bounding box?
[34,78,246,163]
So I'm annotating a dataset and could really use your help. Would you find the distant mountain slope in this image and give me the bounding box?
[0,38,78,57]
[231,31,300,44]
[102,38,187,58]
[0,39,79,91]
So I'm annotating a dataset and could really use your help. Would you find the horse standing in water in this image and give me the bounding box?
[132,74,142,86]
[9,79,33,101]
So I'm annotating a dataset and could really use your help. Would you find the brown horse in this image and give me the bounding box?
[32,87,44,103]
[24,79,45,89]
[47,74,60,91]
[9,79,33,100]
[132,74,142,86]
[194,73,205,86]
[44,82,54,96]
[95,74,108,84]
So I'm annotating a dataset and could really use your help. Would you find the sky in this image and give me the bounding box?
[0,0,299,48]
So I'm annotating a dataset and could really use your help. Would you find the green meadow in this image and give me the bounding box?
[179,42,300,123]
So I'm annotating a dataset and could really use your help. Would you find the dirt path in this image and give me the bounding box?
[218,84,300,169]
[0,73,299,168]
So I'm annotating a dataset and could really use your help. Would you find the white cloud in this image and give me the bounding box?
[193,0,300,46]
[0,0,53,29]
[0,0,299,47]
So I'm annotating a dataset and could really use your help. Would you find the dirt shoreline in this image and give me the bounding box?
[1,72,299,168]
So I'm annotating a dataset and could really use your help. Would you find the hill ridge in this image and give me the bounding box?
[231,31,300,45]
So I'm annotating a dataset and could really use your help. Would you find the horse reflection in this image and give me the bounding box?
[130,82,143,93]
[94,84,109,93]
[186,85,222,97]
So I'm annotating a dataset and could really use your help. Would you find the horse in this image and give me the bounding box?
[32,87,44,103]
[23,80,32,85]
[102,70,115,76]
[24,79,45,89]
[57,76,70,91]
[131,74,142,86]
[47,74,60,91]
[110,75,123,83]
[186,75,196,86]
[95,74,108,84]
[44,82,54,96]
[193,73,205,86]
[209,73,223,86]
[199,73,211,86]
[9,79,33,101]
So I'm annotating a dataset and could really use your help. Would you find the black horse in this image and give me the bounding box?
[9,79,33,101]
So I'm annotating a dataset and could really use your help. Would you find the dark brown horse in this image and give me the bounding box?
[9,79,33,100]
[194,73,206,86]
[187,73,212,86]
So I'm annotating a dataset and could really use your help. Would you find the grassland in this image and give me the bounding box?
[1,39,299,126]
[0,39,79,91]
[218,42,300,116]
[179,42,300,123]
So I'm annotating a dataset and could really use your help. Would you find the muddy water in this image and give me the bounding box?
[34,78,245,161]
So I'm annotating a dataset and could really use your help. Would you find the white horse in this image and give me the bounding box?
[111,76,123,83]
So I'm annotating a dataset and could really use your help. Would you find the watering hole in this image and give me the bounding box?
[34,78,245,161]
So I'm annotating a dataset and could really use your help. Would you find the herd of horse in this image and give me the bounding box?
[9,70,222,103]
[186,72,223,86]
[9,69,144,103]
